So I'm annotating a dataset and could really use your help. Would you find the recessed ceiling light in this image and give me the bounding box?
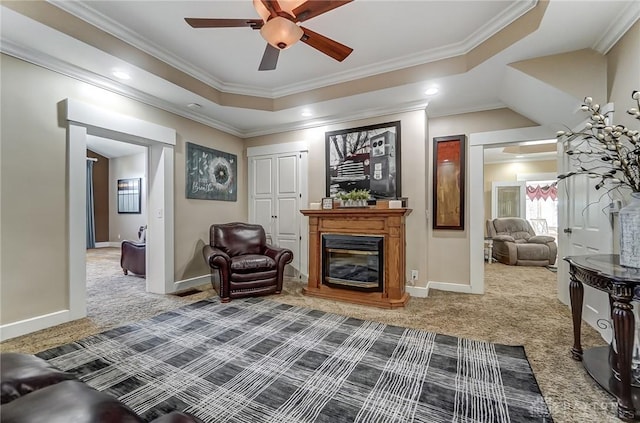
[425,87,439,96]
[112,70,131,80]
[301,109,312,117]
[187,103,202,109]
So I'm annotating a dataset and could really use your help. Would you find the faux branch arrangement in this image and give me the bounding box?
[556,90,640,195]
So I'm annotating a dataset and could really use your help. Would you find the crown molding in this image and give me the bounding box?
[48,0,537,99]
[0,37,244,137]
[592,1,640,54]
[2,37,442,139]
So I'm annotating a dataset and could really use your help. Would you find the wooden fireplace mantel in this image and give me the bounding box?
[300,208,412,308]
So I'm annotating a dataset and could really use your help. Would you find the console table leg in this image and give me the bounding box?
[569,274,584,361]
[612,294,636,421]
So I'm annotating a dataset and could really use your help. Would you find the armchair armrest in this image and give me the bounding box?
[122,240,145,249]
[528,235,556,244]
[493,234,515,242]
[203,245,231,269]
[263,244,294,265]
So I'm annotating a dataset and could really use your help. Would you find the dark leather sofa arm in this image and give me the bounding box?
[263,244,294,266]
[0,353,203,423]
[203,245,230,269]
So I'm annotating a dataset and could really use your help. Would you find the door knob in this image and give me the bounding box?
[563,228,572,234]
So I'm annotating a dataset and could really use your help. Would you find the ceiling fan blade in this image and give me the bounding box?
[293,1,353,23]
[259,44,280,71]
[184,18,263,29]
[300,26,353,62]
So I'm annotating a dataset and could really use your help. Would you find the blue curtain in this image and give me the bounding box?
[86,160,96,249]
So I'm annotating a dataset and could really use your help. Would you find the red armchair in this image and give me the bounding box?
[203,222,293,302]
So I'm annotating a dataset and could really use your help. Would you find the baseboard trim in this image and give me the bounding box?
[173,275,210,292]
[406,285,429,298]
[0,310,71,342]
[94,242,120,248]
[427,280,478,294]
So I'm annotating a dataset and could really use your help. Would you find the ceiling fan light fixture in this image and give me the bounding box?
[252,0,303,21]
[260,16,303,50]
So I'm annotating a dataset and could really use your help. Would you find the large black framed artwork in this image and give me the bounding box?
[325,121,401,199]
[186,142,237,201]
[432,134,466,230]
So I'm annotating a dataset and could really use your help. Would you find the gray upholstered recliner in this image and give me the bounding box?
[486,218,557,266]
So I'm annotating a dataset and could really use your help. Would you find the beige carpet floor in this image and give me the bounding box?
[1,248,617,422]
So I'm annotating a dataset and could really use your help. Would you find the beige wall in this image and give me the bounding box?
[427,109,537,284]
[0,54,245,324]
[483,159,557,224]
[246,108,538,288]
[510,49,608,103]
[607,20,639,140]
[244,110,429,286]
[109,153,147,243]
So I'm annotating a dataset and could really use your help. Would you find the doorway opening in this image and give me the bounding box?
[481,138,558,291]
[64,99,175,324]
[85,137,149,318]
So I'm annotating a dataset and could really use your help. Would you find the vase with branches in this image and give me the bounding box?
[556,90,640,268]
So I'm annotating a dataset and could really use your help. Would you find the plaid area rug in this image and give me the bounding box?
[37,298,552,422]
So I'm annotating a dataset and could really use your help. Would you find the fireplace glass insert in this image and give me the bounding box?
[322,234,383,292]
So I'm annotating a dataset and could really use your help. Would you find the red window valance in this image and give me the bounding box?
[526,184,557,201]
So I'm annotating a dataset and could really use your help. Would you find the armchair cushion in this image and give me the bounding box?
[231,254,276,272]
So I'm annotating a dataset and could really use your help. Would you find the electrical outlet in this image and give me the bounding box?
[411,270,418,281]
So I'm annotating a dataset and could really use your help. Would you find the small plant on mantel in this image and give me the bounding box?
[556,90,640,195]
[337,189,370,206]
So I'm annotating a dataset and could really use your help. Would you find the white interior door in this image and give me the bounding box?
[250,156,275,239]
[491,181,526,218]
[248,151,304,275]
[274,153,300,272]
[557,109,614,341]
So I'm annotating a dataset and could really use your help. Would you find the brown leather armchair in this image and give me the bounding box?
[121,225,146,276]
[203,222,293,302]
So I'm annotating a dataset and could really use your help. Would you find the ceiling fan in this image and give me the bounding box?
[185,0,353,71]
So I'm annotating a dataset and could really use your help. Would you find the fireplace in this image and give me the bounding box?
[322,234,383,292]
[301,208,411,308]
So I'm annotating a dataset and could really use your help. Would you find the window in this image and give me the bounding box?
[117,178,141,214]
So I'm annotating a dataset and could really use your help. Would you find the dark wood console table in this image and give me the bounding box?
[565,254,640,421]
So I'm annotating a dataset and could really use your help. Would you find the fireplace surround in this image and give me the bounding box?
[301,208,411,308]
